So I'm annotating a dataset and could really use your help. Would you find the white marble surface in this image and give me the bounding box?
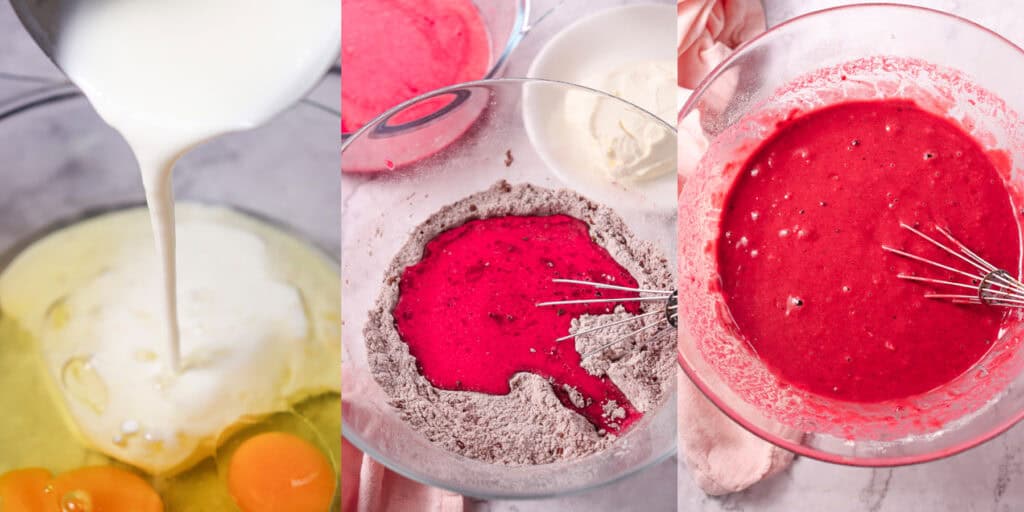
[679,1,1024,511]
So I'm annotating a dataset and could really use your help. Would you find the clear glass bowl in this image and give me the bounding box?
[341,78,677,498]
[339,0,530,137]
[0,76,341,508]
[678,4,1024,466]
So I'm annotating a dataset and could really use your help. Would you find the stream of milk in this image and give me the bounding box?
[56,0,340,371]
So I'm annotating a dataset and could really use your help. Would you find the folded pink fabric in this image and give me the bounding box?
[677,371,798,496]
[678,0,766,186]
[677,0,800,497]
[341,437,464,512]
[341,366,464,511]
[678,0,765,90]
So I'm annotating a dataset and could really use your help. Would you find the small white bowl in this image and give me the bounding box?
[523,3,676,212]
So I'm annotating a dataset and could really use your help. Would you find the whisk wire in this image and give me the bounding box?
[555,308,665,342]
[551,278,673,295]
[935,226,1000,273]
[581,320,671,359]
[537,279,678,358]
[885,223,1024,308]
[901,223,992,275]
[536,296,675,307]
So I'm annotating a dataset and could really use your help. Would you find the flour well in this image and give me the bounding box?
[365,182,674,464]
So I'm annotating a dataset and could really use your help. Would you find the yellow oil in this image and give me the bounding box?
[0,205,341,511]
[0,314,103,473]
[0,314,340,510]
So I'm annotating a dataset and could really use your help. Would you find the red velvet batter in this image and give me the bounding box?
[341,0,490,133]
[717,100,1020,403]
[394,215,643,432]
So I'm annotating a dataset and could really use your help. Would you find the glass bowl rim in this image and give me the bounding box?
[340,76,676,152]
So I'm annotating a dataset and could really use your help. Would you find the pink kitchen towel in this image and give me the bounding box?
[678,0,766,90]
[341,367,465,512]
[342,437,464,512]
[678,0,767,185]
[677,0,800,496]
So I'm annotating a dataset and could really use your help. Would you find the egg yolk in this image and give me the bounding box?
[227,432,334,512]
[0,466,162,512]
[0,468,51,511]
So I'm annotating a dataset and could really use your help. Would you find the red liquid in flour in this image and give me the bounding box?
[341,0,490,133]
[717,100,1021,403]
[394,215,643,432]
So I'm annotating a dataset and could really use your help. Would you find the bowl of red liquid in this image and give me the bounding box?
[678,4,1024,466]
[341,78,677,497]
[340,0,530,139]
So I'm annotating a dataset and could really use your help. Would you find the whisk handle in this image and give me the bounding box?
[666,291,678,327]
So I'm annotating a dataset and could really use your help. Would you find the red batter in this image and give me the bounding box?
[341,0,490,133]
[717,100,1020,403]
[394,215,643,432]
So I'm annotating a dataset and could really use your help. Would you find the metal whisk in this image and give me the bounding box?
[882,222,1024,307]
[536,279,678,357]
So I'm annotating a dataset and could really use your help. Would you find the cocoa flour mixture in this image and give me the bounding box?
[365,181,674,464]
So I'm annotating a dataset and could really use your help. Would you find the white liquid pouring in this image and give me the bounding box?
[55,0,340,371]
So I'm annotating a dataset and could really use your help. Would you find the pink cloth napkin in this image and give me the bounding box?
[677,371,798,496]
[341,366,464,512]
[341,438,464,512]
[677,0,799,497]
[677,0,766,185]
[678,0,765,90]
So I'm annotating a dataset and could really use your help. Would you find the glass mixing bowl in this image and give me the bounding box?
[341,78,677,498]
[0,75,341,508]
[678,4,1024,466]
